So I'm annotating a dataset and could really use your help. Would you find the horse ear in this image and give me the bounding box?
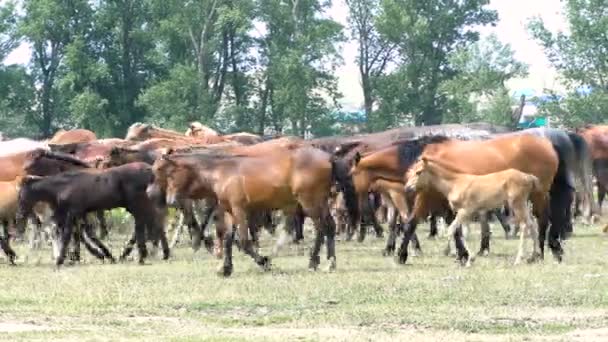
[421,156,429,164]
[110,146,120,156]
[353,152,361,166]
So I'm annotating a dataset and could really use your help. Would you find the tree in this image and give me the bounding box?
[256,0,344,136]
[375,0,498,125]
[441,34,528,125]
[528,0,608,126]
[19,0,94,137]
[345,0,396,132]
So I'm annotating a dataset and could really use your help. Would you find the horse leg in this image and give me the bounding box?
[69,219,82,264]
[445,211,471,266]
[0,220,16,265]
[272,212,293,257]
[428,215,438,239]
[493,208,512,239]
[169,211,185,249]
[512,201,529,265]
[96,210,109,240]
[293,206,305,243]
[82,217,115,263]
[383,205,398,256]
[235,208,271,272]
[477,212,491,257]
[324,209,337,272]
[55,212,74,267]
[597,180,606,216]
[396,216,419,265]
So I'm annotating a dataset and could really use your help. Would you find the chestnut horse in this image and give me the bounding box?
[147,146,358,277]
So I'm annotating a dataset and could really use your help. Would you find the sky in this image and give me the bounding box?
[3,0,569,111]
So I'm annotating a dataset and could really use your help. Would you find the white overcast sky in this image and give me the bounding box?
[3,0,569,110]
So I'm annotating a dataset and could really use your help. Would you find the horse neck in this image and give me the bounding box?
[425,162,462,197]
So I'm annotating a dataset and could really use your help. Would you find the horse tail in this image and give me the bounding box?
[568,132,597,216]
[330,157,359,227]
[548,136,576,241]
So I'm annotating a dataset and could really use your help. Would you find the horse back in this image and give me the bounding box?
[423,134,557,191]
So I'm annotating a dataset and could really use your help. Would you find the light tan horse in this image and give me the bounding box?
[126,123,226,144]
[405,157,543,266]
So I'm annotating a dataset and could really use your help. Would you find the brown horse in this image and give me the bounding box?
[396,133,564,265]
[147,146,358,277]
[405,157,543,266]
[575,125,608,213]
[48,129,97,145]
[48,139,133,164]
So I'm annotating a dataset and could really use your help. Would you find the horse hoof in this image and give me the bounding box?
[412,248,423,257]
[108,257,117,264]
[526,253,542,264]
[477,249,489,257]
[308,256,320,271]
[217,264,233,277]
[382,248,394,257]
[259,257,272,272]
[396,250,408,265]
[443,246,451,257]
[325,257,336,272]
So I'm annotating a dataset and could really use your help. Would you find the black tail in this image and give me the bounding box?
[567,132,597,216]
[549,137,575,242]
[331,157,359,227]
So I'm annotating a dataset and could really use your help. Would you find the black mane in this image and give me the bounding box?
[394,135,451,169]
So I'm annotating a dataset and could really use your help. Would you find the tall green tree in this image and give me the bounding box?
[528,0,608,127]
[346,0,396,132]
[257,0,344,136]
[375,0,497,126]
[441,34,528,125]
[19,0,94,137]
[140,0,255,131]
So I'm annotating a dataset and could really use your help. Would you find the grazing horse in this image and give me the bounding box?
[17,163,167,267]
[395,133,564,266]
[405,157,543,266]
[147,146,358,277]
[48,129,97,145]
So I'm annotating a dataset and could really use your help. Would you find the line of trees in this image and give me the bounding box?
[0,0,596,139]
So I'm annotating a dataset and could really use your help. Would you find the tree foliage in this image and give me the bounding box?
[529,0,608,127]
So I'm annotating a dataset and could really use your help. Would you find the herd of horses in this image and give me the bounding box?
[1,122,608,277]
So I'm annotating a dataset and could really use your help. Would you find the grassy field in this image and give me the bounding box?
[1,221,608,341]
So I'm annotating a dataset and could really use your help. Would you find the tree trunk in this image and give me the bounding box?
[361,74,373,132]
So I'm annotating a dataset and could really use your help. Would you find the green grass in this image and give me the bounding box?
[1,221,608,341]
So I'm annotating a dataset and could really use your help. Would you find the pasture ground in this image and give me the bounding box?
[1,220,608,341]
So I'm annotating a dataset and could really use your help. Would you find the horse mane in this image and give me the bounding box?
[394,135,452,169]
[33,149,92,168]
